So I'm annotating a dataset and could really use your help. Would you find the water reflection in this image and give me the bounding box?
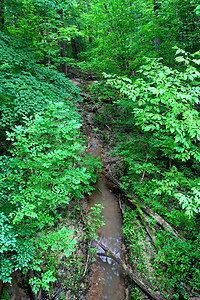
[89,177,126,300]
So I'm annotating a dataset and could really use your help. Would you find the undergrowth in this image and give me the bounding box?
[87,64,200,298]
[0,31,102,298]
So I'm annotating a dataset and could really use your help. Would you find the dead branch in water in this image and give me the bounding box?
[95,240,165,300]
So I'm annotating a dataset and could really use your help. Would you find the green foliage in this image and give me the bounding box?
[0,100,101,285]
[29,271,57,295]
[2,0,200,296]
[0,287,10,300]
[106,52,200,163]
[79,0,200,73]
[36,226,77,258]
[86,81,118,104]
[2,0,200,75]
[29,225,77,294]
[155,232,200,294]
[154,0,200,63]
[0,30,82,130]
[1,0,84,68]
[153,166,200,218]
[0,213,34,283]
[0,31,101,289]
[81,0,154,74]
[5,102,98,225]
[87,204,105,241]
[110,132,199,226]
[121,170,200,297]
[103,51,200,296]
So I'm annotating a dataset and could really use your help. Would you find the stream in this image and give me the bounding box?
[88,177,126,300]
[85,110,126,300]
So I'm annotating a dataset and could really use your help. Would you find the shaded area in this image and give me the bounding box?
[88,177,126,300]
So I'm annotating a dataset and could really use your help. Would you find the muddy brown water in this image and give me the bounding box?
[88,177,126,300]
[85,111,126,300]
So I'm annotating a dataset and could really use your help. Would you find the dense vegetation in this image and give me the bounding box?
[0,26,101,298]
[0,0,200,299]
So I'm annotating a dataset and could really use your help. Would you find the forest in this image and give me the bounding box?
[0,0,200,299]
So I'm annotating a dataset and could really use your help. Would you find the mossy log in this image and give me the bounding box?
[95,240,165,300]
[105,172,185,243]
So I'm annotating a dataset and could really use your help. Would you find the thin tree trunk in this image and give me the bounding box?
[0,1,5,30]
[0,280,3,294]
[154,0,162,52]
[47,14,51,69]
[60,40,67,75]
[57,10,67,75]
[71,38,79,60]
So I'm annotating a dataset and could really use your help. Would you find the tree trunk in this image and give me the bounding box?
[60,40,67,75]
[154,0,162,52]
[0,279,3,294]
[71,38,79,60]
[57,10,67,75]
[0,1,5,30]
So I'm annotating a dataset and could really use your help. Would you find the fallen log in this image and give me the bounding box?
[105,173,161,250]
[105,172,185,243]
[129,197,159,251]
[95,240,165,300]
